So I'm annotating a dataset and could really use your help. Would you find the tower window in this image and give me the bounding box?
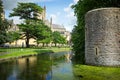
[95,47,99,56]
[116,15,118,19]
[96,48,98,55]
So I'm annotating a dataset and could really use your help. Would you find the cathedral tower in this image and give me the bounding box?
[42,6,46,20]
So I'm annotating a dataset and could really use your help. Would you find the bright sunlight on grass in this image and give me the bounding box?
[0,47,70,60]
[73,65,120,80]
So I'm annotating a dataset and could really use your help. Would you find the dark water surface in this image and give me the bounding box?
[0,51,78,80]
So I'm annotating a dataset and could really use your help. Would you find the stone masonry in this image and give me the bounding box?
[85,8,120,66]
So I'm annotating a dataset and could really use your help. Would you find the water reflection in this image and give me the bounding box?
[0,51,77,80]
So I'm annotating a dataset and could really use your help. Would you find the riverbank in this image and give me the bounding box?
[73,65,120,80]
[0,47,70,61]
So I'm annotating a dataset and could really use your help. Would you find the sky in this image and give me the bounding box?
[2,0,79,32]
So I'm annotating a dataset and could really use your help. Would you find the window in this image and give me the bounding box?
[95,46,99,56]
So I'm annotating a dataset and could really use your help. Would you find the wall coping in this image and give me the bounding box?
[86,7,120,15]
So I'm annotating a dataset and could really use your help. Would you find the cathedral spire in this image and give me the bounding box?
[44,5,46,11]
[50,17,52,25]
[42,5,46,20]
[50,17,52,30]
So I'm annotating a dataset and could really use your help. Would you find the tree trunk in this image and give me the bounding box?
[42,43,45,47]
[26,35,30,48]
[15,40,17,47]
[55,43,56,47]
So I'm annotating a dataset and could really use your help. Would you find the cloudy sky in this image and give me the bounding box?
[2,0,78,32]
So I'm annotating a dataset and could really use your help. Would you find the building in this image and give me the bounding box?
[41,6,71,42]
[85,8,120,66]
[35,6,71,44]
[4,6,71,47]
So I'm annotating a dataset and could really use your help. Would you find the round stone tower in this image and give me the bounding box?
[85,8,120,66]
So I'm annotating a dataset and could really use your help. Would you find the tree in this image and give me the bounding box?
[72,0,120,63]
[7,31,20,45]
[37,25,52,47]
[9,3,43,47]
[52,31,66,47]
[0,0,11,45]
[0,0,5,44]
[0,0,3,14]
[29,20,52,47]
[9,3,43,20]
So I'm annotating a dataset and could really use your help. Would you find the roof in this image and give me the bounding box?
[52,24,65,30]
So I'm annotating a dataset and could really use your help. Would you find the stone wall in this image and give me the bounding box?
[85,8,120,66]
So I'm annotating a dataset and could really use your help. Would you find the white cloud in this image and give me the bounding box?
[64,7,70,12]
[64,3,73,13]
[66,12,74,18]
[64,3,75,19]
[73,0,79,4]
[63,0,78,32]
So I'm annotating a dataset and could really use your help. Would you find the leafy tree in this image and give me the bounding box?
[0,0,3,14]
[72,0,120,63]
[9,3,43,20]
[37,25,52,47]
[0,0,11,45]
[9,3,43,47]
[30,20,52,47]
[0,0,4,44]
[59,35,66,44]
[52,31,66,47]
[7,31,20,44]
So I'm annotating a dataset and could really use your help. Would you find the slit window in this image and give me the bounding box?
[96,48,98,55]
[95,47,99,56]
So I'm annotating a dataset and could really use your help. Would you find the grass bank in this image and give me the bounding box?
[73,65,120,80]
[0,47,70,60]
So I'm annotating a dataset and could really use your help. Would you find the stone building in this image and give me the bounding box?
[4,6,71,47]
[35,6,71,43]
[85,8,120,66]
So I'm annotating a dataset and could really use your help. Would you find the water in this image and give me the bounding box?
[0,51,78,80]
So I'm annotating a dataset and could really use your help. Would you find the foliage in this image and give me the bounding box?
[52,31,66,46]
[9,2,43,20]
[7,31,20,43]
[9,3,43,47]
[30,20,52,45]
[72,0,120,63]
[0,0,11,44]
[0,0,3,13]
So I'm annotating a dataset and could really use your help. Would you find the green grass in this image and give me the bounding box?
[0,47,70,60]
[73,65,120,80]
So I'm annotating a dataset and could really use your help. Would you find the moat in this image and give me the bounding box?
[0,51,78,80]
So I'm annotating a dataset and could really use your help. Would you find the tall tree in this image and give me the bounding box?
[0,0,4,44]
[9,3,43,47]
[22,20,52,47]
[0,0,3,14]
[72,0,120,63]
[52,31,66,47]
[36,24,52,47]
[0,0,11,45]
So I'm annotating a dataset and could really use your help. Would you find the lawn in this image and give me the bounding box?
[0,47,70,60]
[73,65,120,80]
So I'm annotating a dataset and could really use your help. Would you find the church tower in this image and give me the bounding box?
[42,6,46,20]
[50,17,53,31]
